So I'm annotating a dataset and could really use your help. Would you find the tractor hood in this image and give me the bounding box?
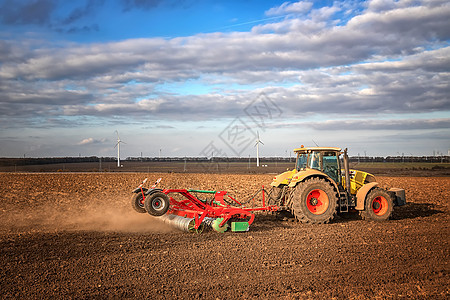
[271,169,297,187]
[342,169,376,195]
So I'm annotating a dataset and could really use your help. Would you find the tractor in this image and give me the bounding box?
[269,146,406,223]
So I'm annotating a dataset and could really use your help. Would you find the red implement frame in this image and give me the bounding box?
[159,188,278,230]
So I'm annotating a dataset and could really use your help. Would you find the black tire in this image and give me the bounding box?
[291,177,338,224]
[144,192,170,216]
[360,188,393,221]
[131,190,147,213]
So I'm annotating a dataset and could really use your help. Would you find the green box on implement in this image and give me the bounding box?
[231,221,249,232]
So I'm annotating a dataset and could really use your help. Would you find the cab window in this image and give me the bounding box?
[296,153,307,170]
[308,151,321,170]
[323,152,340,182]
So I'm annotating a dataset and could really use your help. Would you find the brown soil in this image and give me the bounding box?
[1,173,449,299]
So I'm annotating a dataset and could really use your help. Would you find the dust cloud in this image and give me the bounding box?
[0,202,174,234]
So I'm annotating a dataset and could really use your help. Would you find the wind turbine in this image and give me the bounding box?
[114,130,126,167]
[254,131,264,167]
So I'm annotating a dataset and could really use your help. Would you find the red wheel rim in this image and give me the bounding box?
[153,199,162,209]
[306,189,329,215]
[138,194,145,207]
[372,196,388,216]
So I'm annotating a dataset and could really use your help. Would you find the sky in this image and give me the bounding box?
[0,0,449,159]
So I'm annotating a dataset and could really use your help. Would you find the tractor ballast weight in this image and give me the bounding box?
[270,146,406,223]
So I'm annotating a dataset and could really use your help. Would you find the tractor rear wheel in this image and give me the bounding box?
[361,188,393,221]
[291,177,337,224]
[131,190,147,213]
[144,192,170,216]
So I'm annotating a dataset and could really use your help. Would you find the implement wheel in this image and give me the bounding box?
[144,192,170,216]
[131,189,147,213]
[361,188,393,221]
[211,218,229,233]
[291,177,337,224]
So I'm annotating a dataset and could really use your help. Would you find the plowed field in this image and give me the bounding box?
[1,173,449,299]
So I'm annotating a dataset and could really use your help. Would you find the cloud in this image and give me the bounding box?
[305,118,450,131]
[142,125,176,129]
[0,0,448,129]
[61,0,104,25]
[65,24,100,34]
[0,0,105,35]
[366,0,396,13]
[0,45,449,125]
[346,4,450,48]
[120,0,164,11]
[2,1,448,83]
[0,0,55,26]
[77,137,106,145]
[265,1,313,16]
[120,0,194,12]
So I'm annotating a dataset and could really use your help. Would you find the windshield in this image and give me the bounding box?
[296,153,308,170]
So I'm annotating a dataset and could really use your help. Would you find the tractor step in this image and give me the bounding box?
[339,191,349,213]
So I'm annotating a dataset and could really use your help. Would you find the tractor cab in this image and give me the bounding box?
[294,146,342,183]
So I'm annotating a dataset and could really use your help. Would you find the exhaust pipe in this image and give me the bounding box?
[343,148,351,193]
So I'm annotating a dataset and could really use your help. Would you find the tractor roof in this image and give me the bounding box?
[293,146,342,153]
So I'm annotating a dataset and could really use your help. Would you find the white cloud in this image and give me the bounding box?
[77,138,106,145]
[265,1,313,16]
[367,0,397,12]
[78,138,94,145]
[304,118,450,131]
[1,1,448,84]
[0,0,449,157]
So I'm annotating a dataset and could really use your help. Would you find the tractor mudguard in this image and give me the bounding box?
[288,169,321,187]
[355,182,378,210]
[288,168,340,193]
[288,169,336,187]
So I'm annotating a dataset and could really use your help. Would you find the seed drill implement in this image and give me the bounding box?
[131,178,277,233]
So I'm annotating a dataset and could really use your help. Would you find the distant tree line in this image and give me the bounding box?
[1,155,448,167]
[0,156,116,167]
[350,156,449,163]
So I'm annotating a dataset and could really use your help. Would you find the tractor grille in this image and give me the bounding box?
[355,171,366,186]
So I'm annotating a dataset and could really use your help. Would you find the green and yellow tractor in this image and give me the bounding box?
[270,146,406,223]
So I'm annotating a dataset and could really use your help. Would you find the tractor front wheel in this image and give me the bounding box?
[361,188,393,221]
[291,177,337,224]
[144,192,170,216]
